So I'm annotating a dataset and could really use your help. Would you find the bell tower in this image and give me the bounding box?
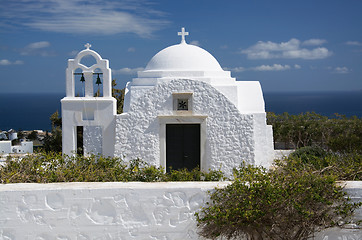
[61,43,116,156]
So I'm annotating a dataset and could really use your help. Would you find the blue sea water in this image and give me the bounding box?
[0,91,361,131]
[0,93,64,131]
[264,91,362,118]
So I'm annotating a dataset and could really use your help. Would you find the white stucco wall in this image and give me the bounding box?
[0,181,360,239]
[84,126,102,156]
[62,46,116,157]
[62,43,275,174]
[11,141,33,154]
[0,141,11,154]
[115,79,255,176]
[274,149,295,159]
[0,182,228,239]
[236,81,265,113]
[61,97,116,157]
[253,113,274,168]
[1,141,34,154]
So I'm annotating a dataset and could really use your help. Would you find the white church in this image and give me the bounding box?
[61,28,274,176]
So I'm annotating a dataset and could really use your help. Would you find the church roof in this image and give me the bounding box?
[145,43,223,71]
[144,28,223,72]
[135,28,232,85]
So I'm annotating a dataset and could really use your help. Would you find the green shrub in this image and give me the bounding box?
[196,165,360,240]
[290,145,328,161]
[267,112,362,152]
[281,147,361,180]
[0,152,225,183]
[165,167,226,181]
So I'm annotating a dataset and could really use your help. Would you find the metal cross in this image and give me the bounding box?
[84,43,92,49]
[178,27,189,44]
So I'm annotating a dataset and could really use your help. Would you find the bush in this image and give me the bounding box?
[290,145,328,161]
[195,164,360,240]
[0,152,225,183]
[283,146,361,181]
[267,112,362,152]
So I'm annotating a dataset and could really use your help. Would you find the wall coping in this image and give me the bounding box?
[0,181,360,192]
[0,181,232,191]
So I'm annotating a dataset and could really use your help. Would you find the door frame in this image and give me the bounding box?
[158,115,207,172]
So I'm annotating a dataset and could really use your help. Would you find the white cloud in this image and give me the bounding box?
[225,67,246,72]
[333,67,350,74]
[0,59,11,65]
[27,41,50,49]
[190,40,201,47]
[21,41,54,56]
[252,64,291,71]
[302,39,327,46]
[227,64,293,72]
[0,0,169,37]
[220,45,228,49]
[282,47,331,59]
[241,38,332,60]
[127,47,136,52]
[0,59,24,65]
[294,64,301,69]
[345,41,362,46]
[113,67,144,75]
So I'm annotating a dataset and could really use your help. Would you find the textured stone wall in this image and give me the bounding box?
[115,79,255,176]
[84,126,102,156]
[0,182,228,239]
[0,182,360,239]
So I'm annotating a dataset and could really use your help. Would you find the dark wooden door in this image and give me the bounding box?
[166,124,200,171]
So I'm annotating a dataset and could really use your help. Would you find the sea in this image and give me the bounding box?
[0,91,361,131]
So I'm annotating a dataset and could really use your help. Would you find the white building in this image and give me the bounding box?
[0,140,33,155]
[8,129,17,141]
[0,141,11,154]
[12,140,33,154]
[61,28,274,176]
[0,132,7,140]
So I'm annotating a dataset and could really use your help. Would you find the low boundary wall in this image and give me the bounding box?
[0,181,361,239]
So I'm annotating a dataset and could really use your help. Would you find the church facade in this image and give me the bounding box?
[61,28,274,176]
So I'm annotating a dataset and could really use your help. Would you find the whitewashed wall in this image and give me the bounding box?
[0,182,227,239]
[115,79,255,176]
[0,141,11,154]
[61,98,116,157]
[0,182,360,240]
[84,126,102,156]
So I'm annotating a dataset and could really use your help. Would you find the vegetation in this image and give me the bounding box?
[196,112,362,240]
[195,153,361,240]
[4,110,360,239]
[267,112,362,152]
[286,146,361,181]
[42,111,62,153]
[27,130,38,141]
[0,152,225,183]
[112,79,125,114]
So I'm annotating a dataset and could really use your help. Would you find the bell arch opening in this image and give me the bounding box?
[79,54,97,68]
[93,68,103,97]
[74,68,85,97]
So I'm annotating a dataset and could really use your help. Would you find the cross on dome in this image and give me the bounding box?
[178,27,189,44]
[84,43,92,49]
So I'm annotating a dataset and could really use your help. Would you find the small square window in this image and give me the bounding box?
[173,93,193,112]
[177,99,188,111]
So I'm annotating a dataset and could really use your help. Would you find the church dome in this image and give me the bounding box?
[144,42,223,71]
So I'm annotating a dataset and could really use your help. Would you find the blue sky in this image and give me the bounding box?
[1,0,362,93]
